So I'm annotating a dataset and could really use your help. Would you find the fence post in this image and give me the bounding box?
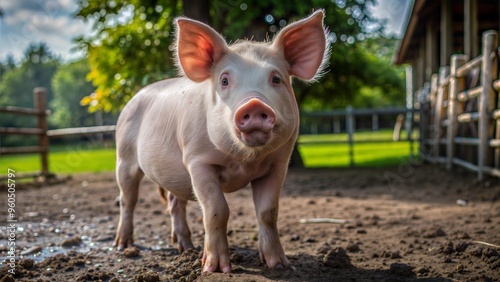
[433,66,450,163]
[478,30,498,181]
[346,106,355,167]
[34,88,50,179]
[405,66,415,158]
[446,54,467,170]
[372,113,379,131]
[333,117,341,134]
[421,74,438,161]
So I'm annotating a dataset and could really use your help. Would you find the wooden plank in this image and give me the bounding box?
[496,57,500,169]
[457,112,480,123]
[0,146,48,155]
[440,0,452,66]
[457,86,482,102]
[0,127,44,135]
[490,139,500,148]
[493,79,500,91]
[494,110,500,120]
[483,166,500,178]
[456,56,482,78]
[447,55,467,170]
[47,125,117,137]
[430,74,439,106]
[425,20,438,79]
[433,67,450,160]
[417,39,425,87]
[452,157,479,172]
[0,106,50,116]
[454,137,479,146]
[478,31,498,181]
[464,0,479,58]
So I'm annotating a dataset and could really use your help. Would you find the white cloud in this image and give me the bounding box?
[0,0,93,62]
[369,0,412,37]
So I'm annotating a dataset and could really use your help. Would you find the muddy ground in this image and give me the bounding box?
[1,165,500,282]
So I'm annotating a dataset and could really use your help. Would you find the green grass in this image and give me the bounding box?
[298,130,415,167]
[0,145,116,174]
[299,141,412,167]
[0,130,415,174]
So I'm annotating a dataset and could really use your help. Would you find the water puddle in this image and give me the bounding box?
[0,220,114,266]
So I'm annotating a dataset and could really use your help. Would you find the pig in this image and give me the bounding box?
[114,10,329,273]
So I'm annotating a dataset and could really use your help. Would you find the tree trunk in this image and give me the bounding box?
[182,0,210,23]
[289,143,304,168]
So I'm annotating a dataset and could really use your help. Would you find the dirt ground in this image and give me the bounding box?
[1,164,500,282]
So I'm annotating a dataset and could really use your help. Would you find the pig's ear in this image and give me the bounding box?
[272,10,329,82]
[175,18,228,82]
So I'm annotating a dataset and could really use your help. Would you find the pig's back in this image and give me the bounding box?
[117,77,200,145]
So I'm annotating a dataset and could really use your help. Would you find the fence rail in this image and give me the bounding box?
[418,30,499,180]
[1,86,414,180]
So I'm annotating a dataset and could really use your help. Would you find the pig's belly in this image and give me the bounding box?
[138,152,194,200]
[149,169,194,200]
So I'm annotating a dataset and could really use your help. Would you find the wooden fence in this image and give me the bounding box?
[0,88,51,179]
[0,88,115,181]
[300,107,415,167]
[1,86,414,179]
[418,30,500,181]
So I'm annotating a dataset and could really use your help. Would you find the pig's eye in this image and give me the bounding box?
[221,76,229,87]
[272,75,281,84]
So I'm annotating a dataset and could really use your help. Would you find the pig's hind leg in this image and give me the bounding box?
[163,190,194,253]
[114,159,144,250]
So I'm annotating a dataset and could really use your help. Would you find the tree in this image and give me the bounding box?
[75,0,403,113]
[0,43,59,146]
[76,0,183,112]
[0,43,59,109]
[50,59,99,128]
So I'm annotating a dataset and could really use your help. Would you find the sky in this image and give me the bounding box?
[0,0,412,63]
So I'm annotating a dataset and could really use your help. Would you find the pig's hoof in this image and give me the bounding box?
[202,254,231,273]
[274,263,285,270]
[203,264,231,273]
[172,233,194,253]
[114,237,133,251]
[261,253,291,270]
[178,242,194,254]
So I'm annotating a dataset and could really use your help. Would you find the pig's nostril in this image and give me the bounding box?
[262,113,267,119]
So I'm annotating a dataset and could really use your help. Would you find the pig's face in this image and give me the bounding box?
[176,11,328,155]
[210,44,299,151]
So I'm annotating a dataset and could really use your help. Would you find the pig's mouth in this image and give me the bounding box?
[237,129,273,147]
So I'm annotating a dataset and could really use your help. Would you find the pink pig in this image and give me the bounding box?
[114,10,329,273]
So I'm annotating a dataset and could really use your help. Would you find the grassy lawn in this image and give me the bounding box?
[0,145,116,174]
[0,131,415,175]
[299,141,412,167]
[298,130,415,167]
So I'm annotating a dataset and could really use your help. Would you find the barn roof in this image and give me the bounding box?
[394,0,500,65]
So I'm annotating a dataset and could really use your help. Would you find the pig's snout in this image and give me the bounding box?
[234,98,276,147]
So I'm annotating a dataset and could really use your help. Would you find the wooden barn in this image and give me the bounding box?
[394,0,500,180]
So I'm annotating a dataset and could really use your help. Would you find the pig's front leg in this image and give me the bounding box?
[189,164,231,273]
[251,166,290,269]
